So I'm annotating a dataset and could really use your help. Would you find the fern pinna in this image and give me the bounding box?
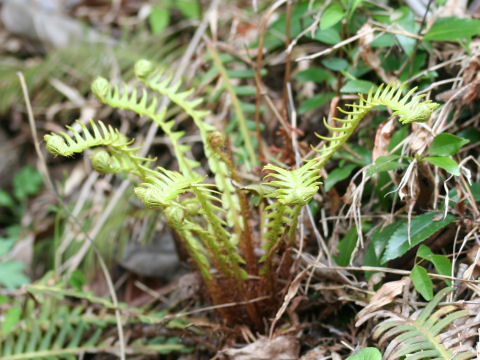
[45,59,438,328]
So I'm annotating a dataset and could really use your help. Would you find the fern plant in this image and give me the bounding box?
[44,59,438,328]
[0,278,189,360]
[372,287,475,359]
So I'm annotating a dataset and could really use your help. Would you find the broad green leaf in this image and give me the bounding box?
[227,68,267,79]
[149,7,170,34]
[320,2,345,30]
[457,127,480,143]
[428,133,469,156]
[0,189,15,209]
[381,212,455,264]
[417,245,452,285]
[346,347,382,360]
[371,34,394,47]
[0,261,30,289]
[367,155,407,177]
[334,226,358,266]
[175,0,200,19]
[299,93,334,113]
[2,306,22,335]
[410,265,433,300]
[424,17,480,41]
[471,182,480,202]
[424,156,460,176]
[325,164,357,192]
[295,67,331,83]
[13,166,43,202]
[341,80,376,94]
[395,8,416,56]
[313,26,342,44]
[347,0,364,20]
[0,294,9,305]
[322,57,349,71]
[232,86,256,96]
[0,237,13,256]
[69,270,87,292]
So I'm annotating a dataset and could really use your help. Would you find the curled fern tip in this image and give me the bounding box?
[134,59,155,79]
[45,134,68,156]
[91,77,110,100]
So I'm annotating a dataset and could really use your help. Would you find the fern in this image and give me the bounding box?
[373,287,475,360]
[0,289,187,359]
[45,60,439,329]
[261,160,321,275]
[314,82,439,169]
[260,82,439,265]
[134,60,243,231]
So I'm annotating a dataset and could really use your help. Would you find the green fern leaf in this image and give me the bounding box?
[373,287,475,360]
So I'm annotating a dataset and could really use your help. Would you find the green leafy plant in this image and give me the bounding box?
[0,274,189,359]
[0,166,44,289]
[372,287,475,359]
[44,59,438,328]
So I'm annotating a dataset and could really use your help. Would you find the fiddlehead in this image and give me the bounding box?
[45,120,154,179]
[314,82,439,169]
[134,60,242,231]
[91,77,199,176]
[261,160,321,273]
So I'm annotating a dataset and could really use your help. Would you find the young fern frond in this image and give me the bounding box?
[134,59,242,231]
[260,82,438,273]
[45,119,129,157]
[91,77,199,175]
[314,82,439,169]
[45,120,154,179]
[261,160,321,272]
[372,287,475,360]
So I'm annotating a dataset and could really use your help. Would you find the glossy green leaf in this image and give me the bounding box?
[417,245,452,285]
[346,347,382,360]
[13,166,43,202]
[457,127,480,143]
[395,8,416,56]
[149,7,170,34]
[313,26,342,44]
[0,261,30,289]
[424,17,480,41]
[341,80,376,94]
[410,264,433,300]
[299,93,334,113]
[424,156,460,176]
[320,2,345,30]
[2,306,22,335]
[334,226,358,266]
[322,57,349,71]
[325,164,357,192]
[0,237,13,257]
[367,155,407,177]
[295,67,331,83]
[69,270,87,292]
[0,189,15,209]
[175,0,200,19]
[428,133,470,156]
[381,212,455,264]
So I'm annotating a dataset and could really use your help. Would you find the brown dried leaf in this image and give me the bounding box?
[356,278,409,327]
[221,336,300,360]
[372,119,395,162]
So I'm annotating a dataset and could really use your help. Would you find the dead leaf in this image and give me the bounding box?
[221,336,300,360]
[356,278,409,327]
[372,119,395,162]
